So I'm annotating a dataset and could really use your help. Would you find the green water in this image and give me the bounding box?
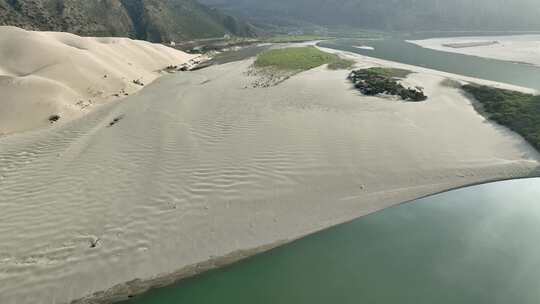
[319,37,540,90]
[123,178,540,304]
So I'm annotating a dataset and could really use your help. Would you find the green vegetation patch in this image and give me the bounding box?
[348,68,427,102]
[327,58,356,70]
[360,67,412,79]
[254,47,353,71]
[462,84,540,150]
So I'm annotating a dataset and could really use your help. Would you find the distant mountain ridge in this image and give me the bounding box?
[201,0,540,32]
[0,0,256,42]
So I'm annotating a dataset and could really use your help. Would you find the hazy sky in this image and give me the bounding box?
[201,0,540,30]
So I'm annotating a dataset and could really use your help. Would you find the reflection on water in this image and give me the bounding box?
[124,178,540,304]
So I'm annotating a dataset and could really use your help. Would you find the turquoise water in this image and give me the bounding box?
[123,178,540,304]
[319,37,540,90]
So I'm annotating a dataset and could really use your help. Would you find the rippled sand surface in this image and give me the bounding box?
[0,59,538,304]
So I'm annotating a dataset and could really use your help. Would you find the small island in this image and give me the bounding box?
[348,68,427,101]
[248,46,355,87]
[254,46,354,72]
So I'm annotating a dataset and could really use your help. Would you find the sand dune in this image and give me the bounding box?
[0,26,195,135]
[0,46,538,304]
[409,35,540,66]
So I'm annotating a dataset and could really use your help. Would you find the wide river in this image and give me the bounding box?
[319,36,540,90]
[122,37,540,303]
[123,178,540,304]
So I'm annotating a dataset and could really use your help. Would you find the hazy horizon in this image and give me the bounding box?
[201,0,540,31]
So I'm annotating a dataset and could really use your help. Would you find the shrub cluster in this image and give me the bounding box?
[348,68,427,102]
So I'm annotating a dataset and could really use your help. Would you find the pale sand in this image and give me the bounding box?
[0,26,195,135]
[409,35,540,67]
[0,46,539,304]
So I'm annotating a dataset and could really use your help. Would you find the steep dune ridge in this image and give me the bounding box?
[0,26,194,135]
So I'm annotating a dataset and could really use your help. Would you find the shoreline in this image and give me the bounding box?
[71,240,289,304]
[72,174,540,304]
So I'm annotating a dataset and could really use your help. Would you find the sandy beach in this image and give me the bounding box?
[409,35,540,66]
[0,39,539,304]
[0,26,195,135]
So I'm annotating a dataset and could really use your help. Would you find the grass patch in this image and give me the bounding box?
[462,84,540,151]
[361,67,412,79]
[328,58,356,70]
[254,47,353,71]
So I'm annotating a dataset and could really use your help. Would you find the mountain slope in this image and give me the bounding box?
[0,0,256,42]
[201,0,540,31]
[119,0,255,41]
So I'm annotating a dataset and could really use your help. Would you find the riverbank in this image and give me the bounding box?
[120,178,540,304]
[409,35,540,67]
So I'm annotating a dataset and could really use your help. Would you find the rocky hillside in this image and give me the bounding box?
[0,0,256,42]
[202,0,540,32]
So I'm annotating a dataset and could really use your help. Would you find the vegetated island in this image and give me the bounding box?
[463,84,540,151]
[248,46,354,87]
[348,67,428,101]
[254,46,354,71]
